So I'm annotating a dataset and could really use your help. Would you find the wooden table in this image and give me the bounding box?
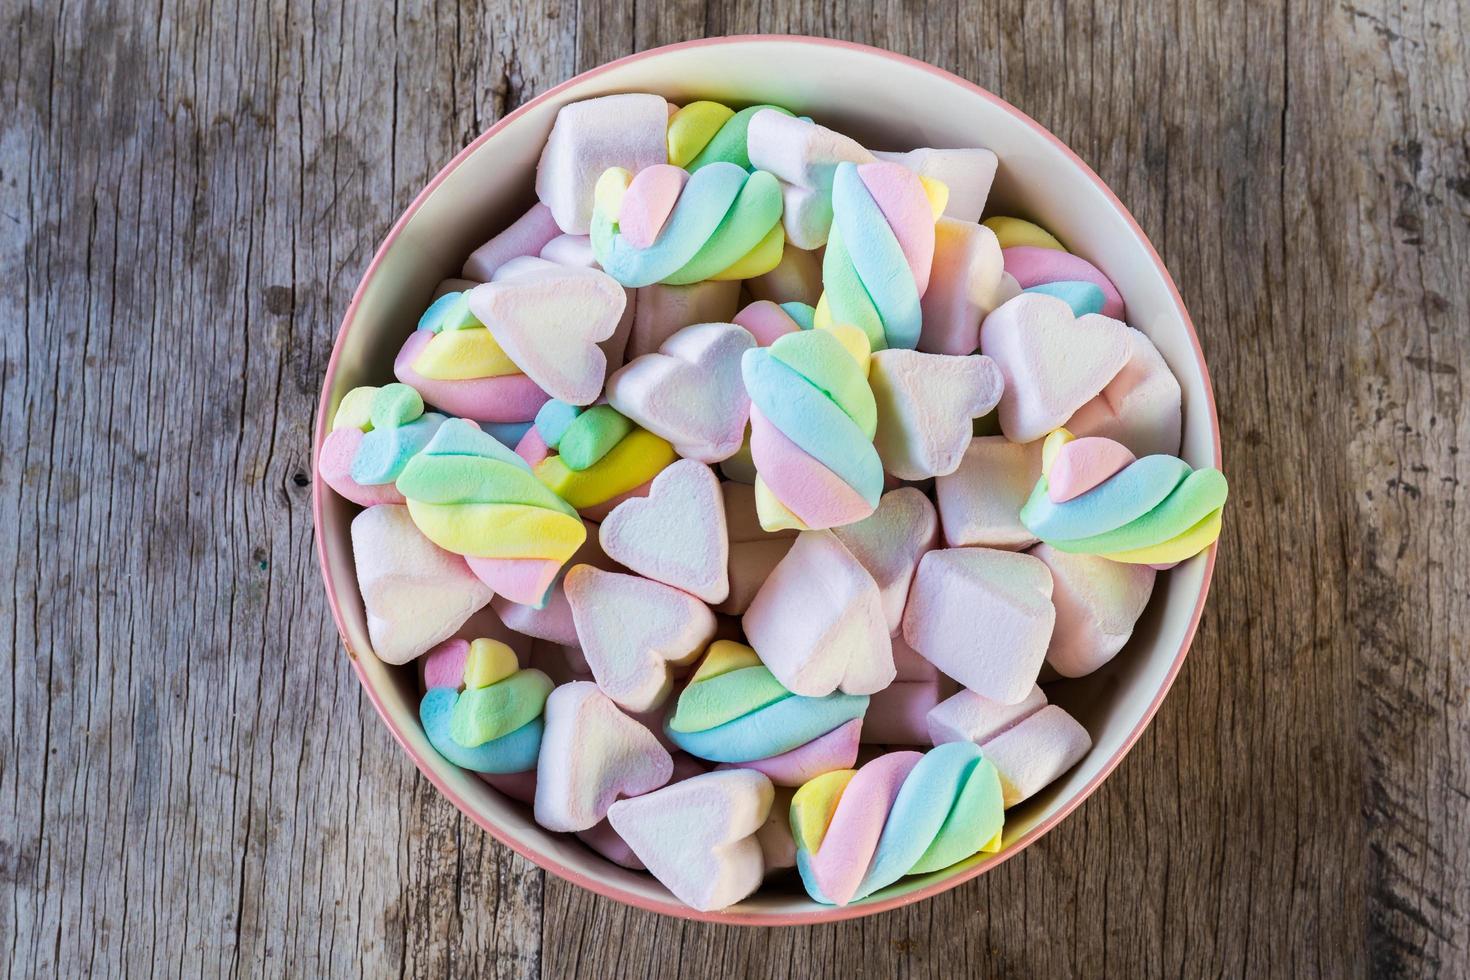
[3,2,1465,976]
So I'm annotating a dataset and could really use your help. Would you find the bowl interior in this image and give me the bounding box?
[315,37,1219,923]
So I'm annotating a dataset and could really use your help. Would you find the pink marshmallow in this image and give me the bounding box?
[394,330,550,422]
[539,233,598,268]
[1047,436,1136,502]
[980,705,1092,808]
[719,718,863,786]
[743,530,894,697]
[934,436,1044,549]
[1065,326,1183,457]
[857,161,936,294]
[619,164,689,249]
[1031,544,1156,678]
[831,487,939,635]
[902,548,1055,704]
[463,202,564,281]
[318,428,406,507]
[733,300,804,347]
[926,685,1048,746]
[491,520,609,648]
[803,752,920,906]
[749,405,875,529]
[1001,246,1125,320]
[598,460,730,603]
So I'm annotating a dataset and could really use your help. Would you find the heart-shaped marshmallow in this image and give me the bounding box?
[599,460,730,603]
[351,505,492,665]
[868,349,1005,480]
[743,529,894,697]
[979,293,1130,443]
[564,565,717,711]
[606,769,774,911]
[466,265,626,406]
[535,93,669,235]
[1065,326,1183,457]
[1031,544,1155,678]
[606,322,756,463]
[902,547,1055,704]
[831,488,939,634]
[533,681,673,832]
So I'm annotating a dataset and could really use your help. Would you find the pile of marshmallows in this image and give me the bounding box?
[319,95,1229,912]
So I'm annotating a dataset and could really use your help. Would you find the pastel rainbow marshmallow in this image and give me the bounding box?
[563,565,717,712]
[830,488,939,635]
[1019,427,1229,565]
[860,634,945,746]
[815,160,947,352]
[1031,543,1156,678]
[664,641,869,786]
[901,547,1056,704]
[1002,244,1125,320]
[918,219,1020,356]
[418,637,553,774]
[926,686,1092,808]
[717,481,797,615]
[868,349,1005,480]
[666,100,794,171]
[533,681,673,833]
[393,418,587,607]
[318,384,446,507]
[746,109,877,249]
[873,147,998,224]
[790,741,1005,906]
[605,321,756,464]
[933,436,1044,549]
[741,325,883,531]
[590,161,786,287]
[536,93,670,235]
[529,403,678,521]
[598,460,730,604]
[350,505,493,665]
[463,202,564,280]
[743,529,895,697]
[979,292,1132,444]
[394,291,551,423]
[607,769,775,911]
[1065,326,1183,457]
[732,299,814,346]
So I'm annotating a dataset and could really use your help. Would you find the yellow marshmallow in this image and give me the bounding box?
[411,328,522,381]
[667,101,735,168]
[790,769,857,852]
[1041,427,1076,477]
[333,386,380,431]
[691,640,762,683]
[982,216,1067,251]
[754,477,810,533]
[405,500,585,560]
[464,638,520,689]
[534,428,676,510]
[1099,509,1223,565]
[712,222,785,281]
[918,176,949,220]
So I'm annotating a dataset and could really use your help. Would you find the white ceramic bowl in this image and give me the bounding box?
[313,36,1221,925]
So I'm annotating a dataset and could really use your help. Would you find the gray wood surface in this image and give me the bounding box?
[2,0,1466,976]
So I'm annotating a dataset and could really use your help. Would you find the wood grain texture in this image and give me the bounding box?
[0,0,1464,977]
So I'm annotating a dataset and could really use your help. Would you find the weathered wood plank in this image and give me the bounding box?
[0,0,1465,976]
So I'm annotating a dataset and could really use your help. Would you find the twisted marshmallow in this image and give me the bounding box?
[740,325,883,531]
[1019,427,1228,565]
[790,742,1005,906]
[664,641,868,786]
[395,418,586,606]
[318,383,445,506]
[815,161,947,352]
[667,101,793,171]
[420,638,553,774]
[591,161,785,287]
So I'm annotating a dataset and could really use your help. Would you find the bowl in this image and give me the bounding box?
[312,35,1221,925]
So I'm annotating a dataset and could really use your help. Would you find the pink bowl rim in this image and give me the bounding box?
[311,34,1222,927]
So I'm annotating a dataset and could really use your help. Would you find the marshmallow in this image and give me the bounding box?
[464,202,564,280]
[743,529,895,697]
[490,518,609,647]
[869,349,1005,480]
[980,706,1092,808]
[980,293,1132,444]
[605,322,755,463]
[537,94,669,235]
[564,565,716,711]
[350,505,492,665]
[831,487,939,634]
[465,265,625,406]
[1002,246,1124,320]
[664,641,867,785]
[718,481,797,615]
[577,752,708,870]
[1031,543,1155,677]
[747,109,876,248]
[926,685,1048,746]
[934,436,1044,549]
[733,300,810,346]
[1066,327,1183,457]
[395,419,586,606]
[756,786,798,873]
[862,634,944,745]
[598,460,729,603]
[919,219,1019,356]
[902,547,1055,704]
[534,681,673,832]
[791,742,1004,905]
[1020,428,1228,565]
[874,147,997,223]
[742,326,882,530]
[607,769,774,911]
[629,279,741,360]
[982,216,1065,251]
[533,425,677,519]
[592,163,785,287]
[419,638,552,773]
[667,101,794,170]
[817,161,942,352]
